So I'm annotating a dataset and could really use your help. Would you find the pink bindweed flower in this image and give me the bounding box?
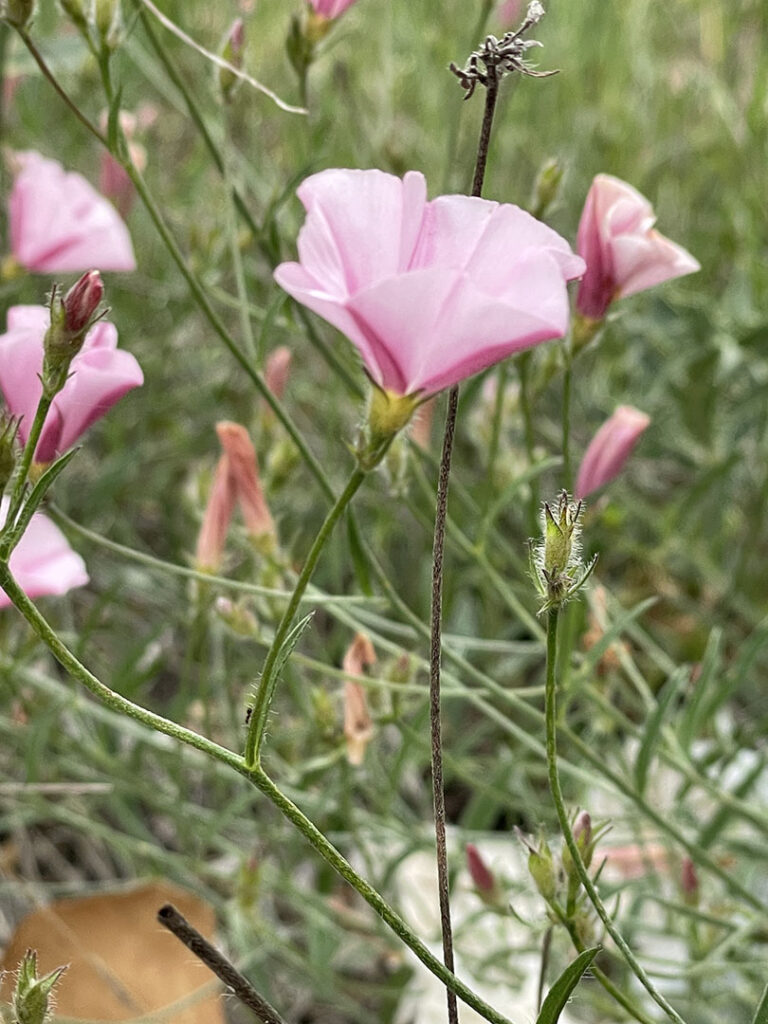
[0,498,88,608]
[275,169,584,399]
[575,405,650,499]
[9,152,136,273]
[576,173,699,320]
[308,0,358,18]
[0,305,143,463]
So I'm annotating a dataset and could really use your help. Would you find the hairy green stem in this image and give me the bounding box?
[545,609,689,1024]
[249,768,517,1024]
[0,562,517,1024]
[244,467,367,766]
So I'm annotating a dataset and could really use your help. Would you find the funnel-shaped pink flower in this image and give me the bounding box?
[275,169,584,398]
[9,152,136,273]
[0,305,144,463]
[309,0,358,17]
[575,405,650,499]
[576,174,699,320]
[0,498,88,608]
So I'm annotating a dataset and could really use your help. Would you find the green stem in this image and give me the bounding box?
[548,903,657,1024]
[2,394,52,541]
[0,561,244,774]
[0,562,517,1024]
[545,609,689,1024]
[249,768,516,1024]
[244,467,367,767]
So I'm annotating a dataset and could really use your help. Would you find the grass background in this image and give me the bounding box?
[1,0,768,1021]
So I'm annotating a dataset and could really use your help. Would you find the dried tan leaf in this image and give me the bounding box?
[0,881,226,1023]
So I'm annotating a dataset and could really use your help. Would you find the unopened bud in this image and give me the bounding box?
[1,0,34,27]
[265,346,291,401]
[43,272,105,397]
[93,0,122,50]
[466,844,501,906]
[530,156,564,220]
[563,811,594,884]
[59,0,88,32]
[12,950,67,1024]
[218,18,245,101]
[530,491,596,612]
[63,269,104,334]
[214,596,259,637]
[528,840,556,902]
[681,857,699,906]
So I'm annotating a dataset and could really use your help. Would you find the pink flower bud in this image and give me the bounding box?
[308,0,359,19]
[63,270,104,334]
[576,174,700,320]
[466,844,496,895]
[215,422,276,546]
[681,857,699,904]
[342,633,375,766]
[575,405,651,500]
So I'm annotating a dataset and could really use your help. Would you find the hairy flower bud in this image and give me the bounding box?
[0,415,19,492]
[12,951,67,1024]
[43,271,105,397]
[562,811,594,885]
[530,491,597,612]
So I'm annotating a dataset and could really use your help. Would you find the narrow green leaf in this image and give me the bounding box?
[634,665,689,796]
[751,982,768,1024]
[347,513,373,597]
[579,597,657,675]
[536,946,600,1024]
[8,447,79,543]
[679,628,721,750]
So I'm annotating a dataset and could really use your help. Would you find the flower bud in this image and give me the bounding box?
[562,811,594,885]
[530,157,564,220]
[1,0,34,27]
[43,272,105,398]
[218,18,245,102]
[12,950,67,1024]
[216,422,276,554]
[63,269,104,334]
[681,857,699,907]
[575,406,650,500]
[93,0,123,50]
[530,491,596,612]
[466,844,503,908]
[214,596,259,637]
[265,346,292,401]
[528,839,556,902]
[195,454,236,573]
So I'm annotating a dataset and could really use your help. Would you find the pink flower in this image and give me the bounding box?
[0,305,143,463]
[275,169,584,398]
[0,498,88,608]
[264,346,292,400]
[576,174,699,320]
[308,0,358,18]
[9,152,136,273]
[466,844,496,896]
[575,405,650,499]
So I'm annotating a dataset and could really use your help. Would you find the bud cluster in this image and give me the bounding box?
[11,950,67,1024]
[529,491,597,613]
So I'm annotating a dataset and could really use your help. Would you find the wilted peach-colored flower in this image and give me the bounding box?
[195,453,237,572]
[576,174,699,320]
[575,405,650,499]
[216,422,275,545]
[342,632,375,766]
[265,347,292,400]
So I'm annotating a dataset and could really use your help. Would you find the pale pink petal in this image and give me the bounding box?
[0,310,45,442]
[613,231,701,299]
[309,0,359,17]
[0,498,88,608]
[10,152,136,273]
[575,405,651,499]
[296,168,427,294]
